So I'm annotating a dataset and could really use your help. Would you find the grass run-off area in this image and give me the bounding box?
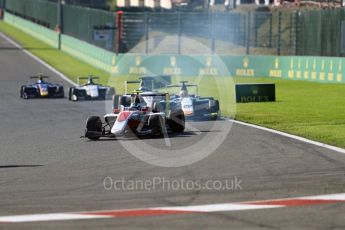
[1,21,345,148]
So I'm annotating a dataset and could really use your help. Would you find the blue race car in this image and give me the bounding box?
[20,75,65,99]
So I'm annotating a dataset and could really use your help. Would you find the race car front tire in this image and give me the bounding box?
[85,116,102,140]
[69,88,78,101]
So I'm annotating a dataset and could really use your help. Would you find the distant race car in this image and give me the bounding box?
[167,81,220,120]
[68,76,115,101]
[84,80,185,140]
[20,75,65,99]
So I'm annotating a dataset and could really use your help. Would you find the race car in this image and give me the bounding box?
[110,77,157,114]
[68,76,115,101]
[167,81,220,120]
[20,75,65,99]
[84,92,185,140]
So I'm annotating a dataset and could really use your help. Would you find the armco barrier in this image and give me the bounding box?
[4,12,114,73]
[3,12,345,84]
[4,12,58,48]
[60,35,114,72]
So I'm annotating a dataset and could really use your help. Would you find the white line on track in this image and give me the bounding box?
[229,119,345,155]
[1,192,345,223]
[0,32,77,86]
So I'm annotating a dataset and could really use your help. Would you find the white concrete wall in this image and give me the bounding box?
[117,0,172,8]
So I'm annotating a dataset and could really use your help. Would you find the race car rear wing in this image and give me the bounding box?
[125,80,141,94]
[78,76,99,85]
[30,75,49,79]
[124,78,155,94]
[167,81,199,96]
[166,84,198,88]
[29,75,49,83]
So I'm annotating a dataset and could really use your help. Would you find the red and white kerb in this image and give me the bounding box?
[1,193,345,223]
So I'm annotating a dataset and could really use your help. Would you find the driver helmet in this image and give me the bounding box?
[87,77,94,85]
[37,77,44,84]
[130,93,142,110]
[179,89,188,97]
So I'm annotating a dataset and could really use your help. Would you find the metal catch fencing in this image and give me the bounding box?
[6,0,57,29]
[3,0,345,57]
[62,5,116,50]
[296,9,345,57]
[120,11,297,55]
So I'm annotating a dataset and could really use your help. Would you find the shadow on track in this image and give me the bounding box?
[83,130,220,142]
[0,165,43,169]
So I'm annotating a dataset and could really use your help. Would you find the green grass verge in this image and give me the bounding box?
[0,21,110,84]
[1,21,345,148]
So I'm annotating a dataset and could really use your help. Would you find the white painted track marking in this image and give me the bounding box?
[230,119,345,155]
[0,32,77,86]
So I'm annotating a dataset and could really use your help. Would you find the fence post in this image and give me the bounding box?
[289,12,292,52]
[0,0,5,20]
[56,0,62,50]
[295,11,299,55]
[177,11,182,55]
[145,12,149,54]
[115,11,123,55]
[277,11,282,55]
[246,11,251,55]
[211,12,215,54]
[254,14,258,47]
[269,13,272,48]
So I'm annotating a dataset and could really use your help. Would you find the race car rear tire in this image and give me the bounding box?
[85,116,102,140]
[153,102,166,113]
[68,88,73,100]
[58,86,65,98]
[168,109,185,133]
[148,115,163,137]
[112,95,120,111]
[23,93,28,99]
[113,95,131,111]
[20,86,30,99]
[209,100,220,120]
[120,95,131,107]
[22,90,29,100]
[210,100,220,112]
[106,87,115,100]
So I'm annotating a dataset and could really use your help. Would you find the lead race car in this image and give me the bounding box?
[167,81,220,120]
[20,75,65,99]
[68,76,115,101]
[84,80,185,140]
